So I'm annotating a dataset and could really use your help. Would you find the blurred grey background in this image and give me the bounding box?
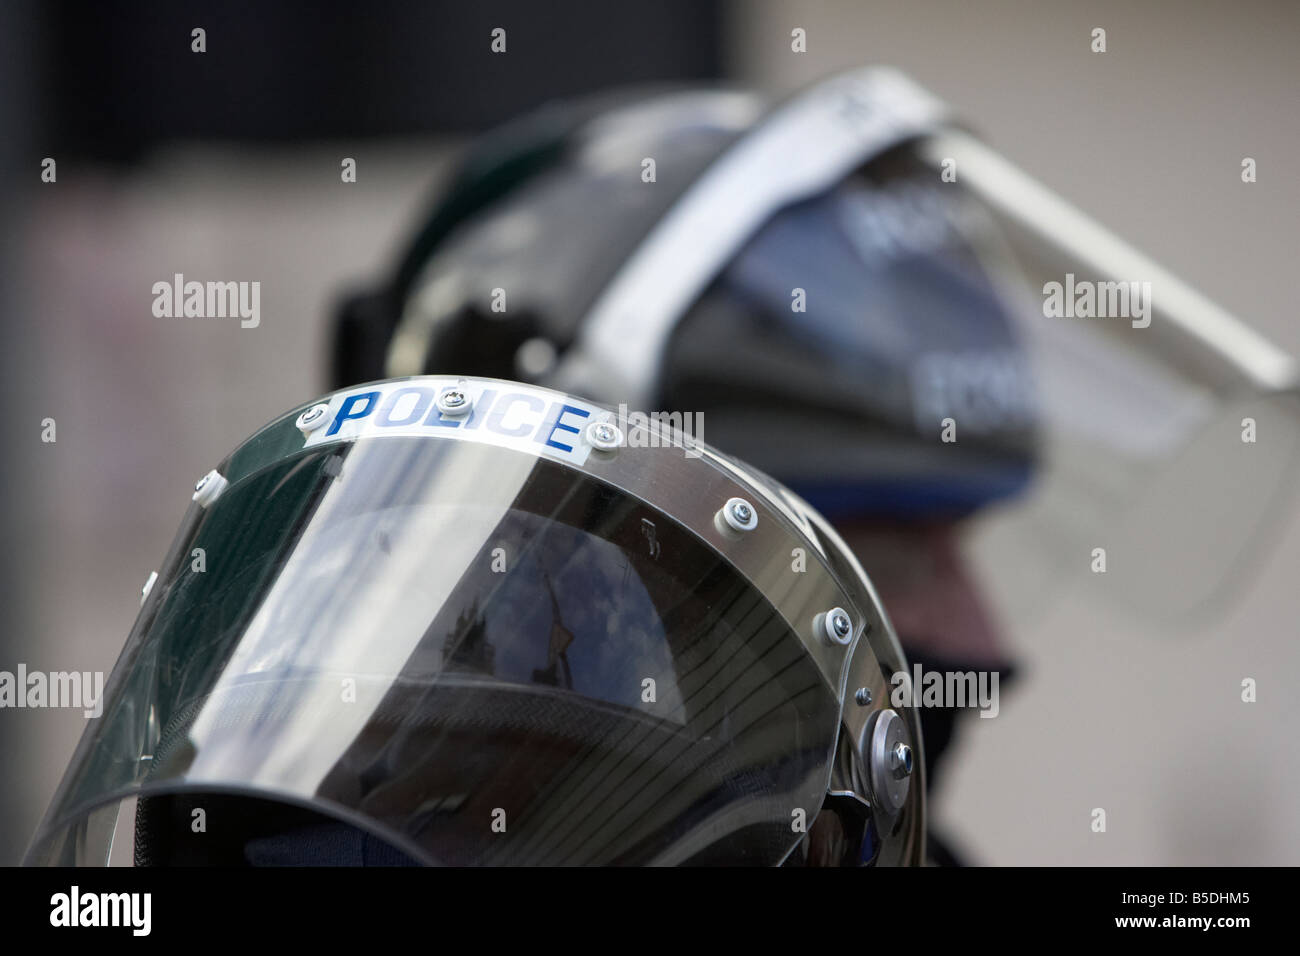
[3,0,1298,864]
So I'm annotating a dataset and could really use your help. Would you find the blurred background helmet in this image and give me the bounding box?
[334,66,1300,629]
[26,376,924,867]
[339,69,1038,524]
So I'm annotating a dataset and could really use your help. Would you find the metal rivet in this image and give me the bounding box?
[586,420,624,451]
[854,687,873,707]
[296,403,331,434]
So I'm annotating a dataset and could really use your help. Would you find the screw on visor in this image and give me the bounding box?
[436,384,473,417]
[192,470,229,508]
[818,607,853,646]
[720,496,757,532]
[296,404,331,433]
[585,420,624,451]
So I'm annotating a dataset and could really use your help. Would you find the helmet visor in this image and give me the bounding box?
[28,387,856,866]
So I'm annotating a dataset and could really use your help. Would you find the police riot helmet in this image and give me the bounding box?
[27,376,923,866]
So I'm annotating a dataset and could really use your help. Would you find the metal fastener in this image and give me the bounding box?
[586,420,624,451]
[295,403,331,434]
[862,708,913,816]
[719,497,757,533]
[192,469,229,508]
[436,385,473,417]
[890,742,914,779]
[819,606,853,646]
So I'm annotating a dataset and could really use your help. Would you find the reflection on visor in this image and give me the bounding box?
[31,438,841,866]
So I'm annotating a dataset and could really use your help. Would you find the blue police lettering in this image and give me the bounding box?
[378,386,435,426]
[327,390,381,436]
[321,384,596,463]
[536,402,590,453]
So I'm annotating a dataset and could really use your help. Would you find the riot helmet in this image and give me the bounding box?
[27,376,924,866]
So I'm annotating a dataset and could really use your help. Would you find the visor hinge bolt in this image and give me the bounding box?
[890,742,914,779]
[861,709,913,816]
[295,403,331,434]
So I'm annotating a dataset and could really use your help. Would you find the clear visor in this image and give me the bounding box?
[915,132,1300,625]
[28,431,847,866]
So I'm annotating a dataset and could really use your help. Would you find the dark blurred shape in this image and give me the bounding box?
[0,0,42,868]
[41,0,724,162]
